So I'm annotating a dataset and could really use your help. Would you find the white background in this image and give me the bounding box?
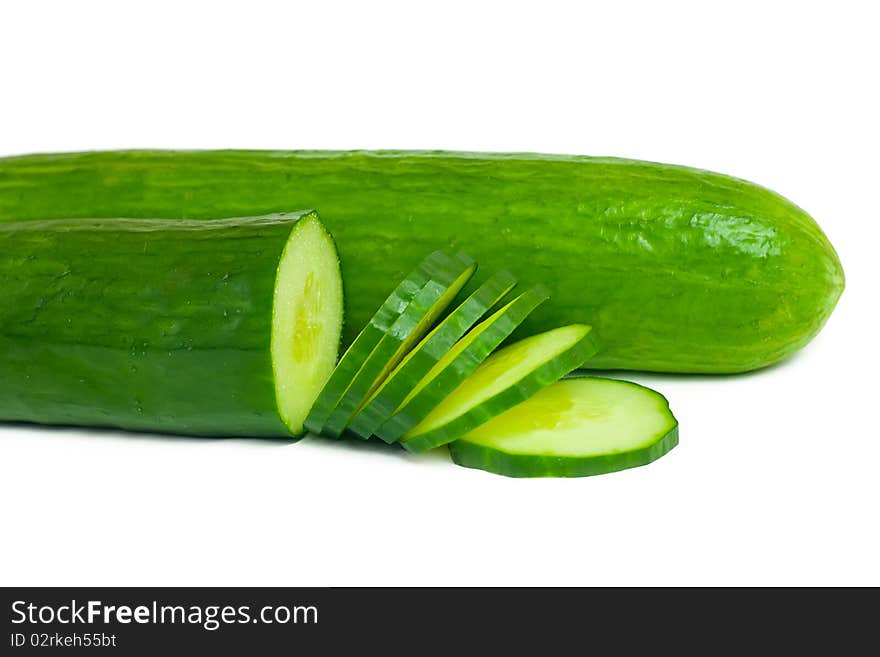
[1,1,877,586]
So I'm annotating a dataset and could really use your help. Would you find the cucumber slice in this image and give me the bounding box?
[320,253,477,438]
[376,286,549,444]
[449,376,679,477]
[400,324,599,453]
[347,270,518,439]
[303,250,463,435]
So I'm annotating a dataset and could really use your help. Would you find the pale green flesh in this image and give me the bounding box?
[461,377,675,457]
[407,325,591,436]
[271,216,344,434]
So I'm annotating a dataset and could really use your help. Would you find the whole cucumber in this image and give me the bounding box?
[0,150,844,373]
[0,212,343,436]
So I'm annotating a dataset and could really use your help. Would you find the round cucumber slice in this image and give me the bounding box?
[449,376,679,477]
[400,324,599,453]
[376,286,549,444]
[347,270,518,439]
[303,250,463,436]
[320,253,477,438]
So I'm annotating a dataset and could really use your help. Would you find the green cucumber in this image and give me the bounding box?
[449,376,679,478]
[377,286,549,444]
[0,212,342,437]
[347,270,517,439]
[0,150,845,373]
[303,250,458,435]
[320,253,476,438]
[400,324,599,453]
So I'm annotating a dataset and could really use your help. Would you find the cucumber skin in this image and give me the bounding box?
[0,212,321,437]
[449,425,678,478]
[0,150,845,373]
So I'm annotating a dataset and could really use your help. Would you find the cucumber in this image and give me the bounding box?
[303,250,459,435]
[449,376,678,477]
[400,324,600,453]
[347,270,517,439]
[377,286,549,444]
[0,212,343,437]
[319,253,476,438]
[0,150,845,373]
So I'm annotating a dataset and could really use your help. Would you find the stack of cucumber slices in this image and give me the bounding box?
[305,251,679,478]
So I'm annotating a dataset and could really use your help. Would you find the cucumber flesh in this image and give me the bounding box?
[400,324,599,453]
[303,250,455,435]
[347,270,517,439]
[320,253,476,438]
[271,215,345,434]
[376,286,549,444]
[449,376,679,477]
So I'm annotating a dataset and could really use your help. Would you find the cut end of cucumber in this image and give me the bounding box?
[271,214,344,435]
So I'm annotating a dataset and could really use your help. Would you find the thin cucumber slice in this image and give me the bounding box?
[347,270,518,439]
[400,324,599,453]
[320,253,477,438]
[376,286,549,444]
[304,250,460,435]
[449,376,678,478]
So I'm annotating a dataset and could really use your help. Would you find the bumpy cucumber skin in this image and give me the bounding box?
[0,212,324,437]
[320,253,475,438]
[377,286,549,444]
[347,269,517,440]
[0,150,845,373]
[449,425,678,478]
[400,326,600,453]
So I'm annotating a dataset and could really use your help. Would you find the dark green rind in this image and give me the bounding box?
[0,150,846,373]
[347,270,517,439]
[0,212,330,437]
[449,425,678,478]
[303,250,452,435]
[319,253,476,438]
[400,326,600,453]
[377,286,549,444]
